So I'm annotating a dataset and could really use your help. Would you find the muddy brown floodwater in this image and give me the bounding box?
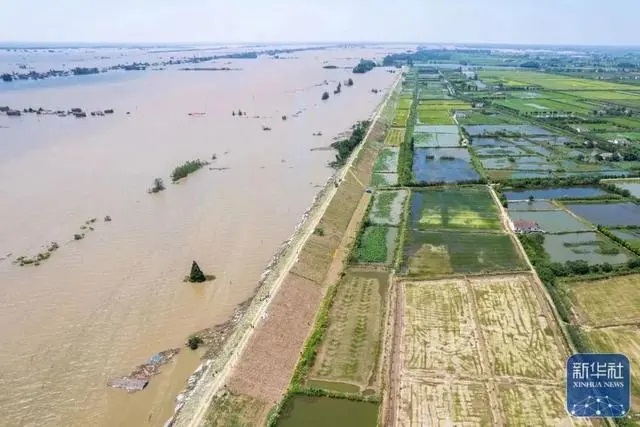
[0,47,397,426]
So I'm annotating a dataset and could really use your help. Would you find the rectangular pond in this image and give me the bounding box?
[543,232,633,265]
[507,200,559,211]
[504,187,607,200]
[412,147,480,184]
[475,145,528,157]
[608,179,640,198]
[470,137,511,147]
[463,124,551,137]
[277,396,379,427]
[566,203,640,227]
[508,210,590,233]
[414,125,459,134]
[413,132,459,148]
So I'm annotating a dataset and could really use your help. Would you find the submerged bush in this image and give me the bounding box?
[171,159,207,182]
[187,335,203,350]
[149,177,165,193]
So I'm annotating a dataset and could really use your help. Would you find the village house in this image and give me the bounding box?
[513,220,543,234]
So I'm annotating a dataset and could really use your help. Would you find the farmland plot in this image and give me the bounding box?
[414,125,459,134]
[371,172,398,187]
[498,384,575,426]
[569,274,640,327]
[368,189,407,226]
[413,132,460,148]
[413,147,480,184]
[402,231,525,276]
[504,187,607,200]
[403,281,482,375]
[507,200,559,211]
[398,378,493,427]
[393,108,411,127]
[473,276,565,380]
[309,271,388,390]
[373,147,399,173]
[354,225,397,264]
[385,127,405,147]
[409,186,501,231]
[463,124,551,137]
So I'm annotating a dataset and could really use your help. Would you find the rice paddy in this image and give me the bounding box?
[412,147,480,184]
[384,127,405,147]
[368,189,407,226]
[373,147,399,173]
[542,232,633,265]
[354,225,397,264]
[409,186,501,231]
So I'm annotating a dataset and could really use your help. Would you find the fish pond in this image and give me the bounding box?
[474,145,528,157]
[566,203,640,227]
[503,187,607,201]
[606,179,640,198]
[463,124,551,137]
[542,232,633,265]
[276,396,379,427]
[507,200,559,211]
[508,210,590,233]
[401,230,525,276]
[414,125,458,134]
[368,189,407,226]
[412,148,480,184]
[409,186,501,231]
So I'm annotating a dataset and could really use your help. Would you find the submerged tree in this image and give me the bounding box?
[346,78,354,86]
[149,177,165,193]
[189,261,206,283]
[321,91,329,101]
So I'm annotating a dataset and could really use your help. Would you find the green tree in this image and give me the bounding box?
[189,261,206,282]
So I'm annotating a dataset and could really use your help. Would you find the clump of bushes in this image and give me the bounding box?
[321,91,330,101]
[148,177,165,193]
[185,260,216,283]
[171,159,208,182]
[187,335,203,350]
[329,120,369,168]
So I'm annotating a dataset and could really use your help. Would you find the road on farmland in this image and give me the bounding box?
[177,72,403,427]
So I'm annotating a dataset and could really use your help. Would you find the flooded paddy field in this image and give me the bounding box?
[508,210,591,233]
[400,230,525,277]
[408,186,501,231]
[412,147,480,184]
[0,46,396,426]
[462,124,551,136]
[604,178,640,198]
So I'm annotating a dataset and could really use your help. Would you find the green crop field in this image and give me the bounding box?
[409,186,502,231]
[373,147,399,173]
[354,225,398,264]
[496,96,594,116]
[401,230,525,276]
[392,108,411,127]
[479,70,638,91]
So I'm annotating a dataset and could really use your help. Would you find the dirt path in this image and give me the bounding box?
[174,73,402,427]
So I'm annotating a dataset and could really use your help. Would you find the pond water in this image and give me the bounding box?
[277,396,379,427]
[471,137,510,147]
[463,124,551,136]
[414,124,458,134]
[475,145,527,157]
[509,210,590,233]
[543,232,633,265]
[504,187,607,200]
[611,180,640,197]
[413,132,459,148]
[612,229,640,243]
[566,203,640,227]
[508,200,559,211]
[412,147,480,184]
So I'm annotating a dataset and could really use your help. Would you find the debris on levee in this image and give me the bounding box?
[108,348,180,392]
[209,167,230,171]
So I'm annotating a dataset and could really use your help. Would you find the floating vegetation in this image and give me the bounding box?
[171,159,209,182]
[14,241,59,267]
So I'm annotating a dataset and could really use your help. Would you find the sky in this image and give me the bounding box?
[1,0,639,46]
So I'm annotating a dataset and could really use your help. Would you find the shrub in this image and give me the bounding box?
[321,91,329,101]
[189,261,206,282]
[171,159,207,182]
[187,335,203,350]
[149,177,165,193]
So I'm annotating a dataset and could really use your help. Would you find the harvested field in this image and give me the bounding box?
[472,276,565,380]
[227,273,323,404]
[409,186,501,231]
[398,378,493,426]
[385,127,405,147]
[569,274,640,327]
[368,189,408,226]
[309,271,388,391]
[403,280,481,375]
[588,326,640,401]
[290,235,336,284]
[498,384,574,426]
[205,391,270,427]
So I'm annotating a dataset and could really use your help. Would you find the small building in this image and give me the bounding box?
[513,220,542,234]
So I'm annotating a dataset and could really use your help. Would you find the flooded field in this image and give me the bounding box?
[412,147,480,184]
[462,124,551,136]
[542,232,634,264]
[0,47,396,426]
[276,396,379,427]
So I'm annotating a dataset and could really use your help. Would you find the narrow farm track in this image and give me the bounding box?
[175,73,403,427]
